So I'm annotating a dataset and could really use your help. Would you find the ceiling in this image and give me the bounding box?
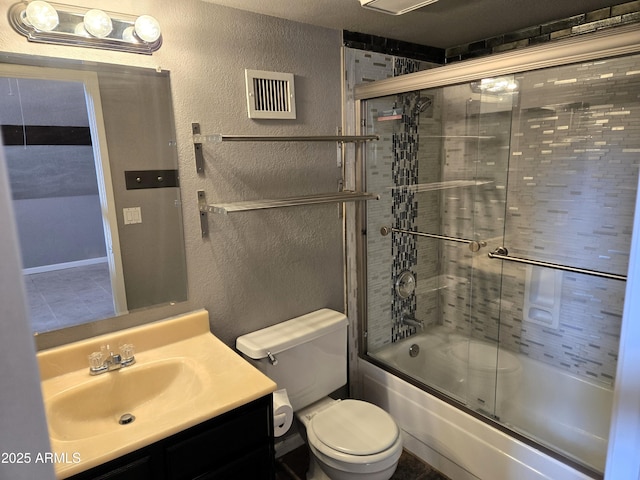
[201,0,630,49]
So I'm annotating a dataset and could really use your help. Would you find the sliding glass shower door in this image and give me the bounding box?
[361,53,640,474]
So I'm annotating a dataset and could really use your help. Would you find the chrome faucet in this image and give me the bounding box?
[401,310,424,330]
[88,344,136,375]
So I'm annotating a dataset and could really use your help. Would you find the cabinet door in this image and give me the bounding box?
[70,454,156,480]
[192,446,274,480]
[165,397,272,480]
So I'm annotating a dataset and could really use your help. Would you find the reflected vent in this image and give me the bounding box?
[245,69,296,119]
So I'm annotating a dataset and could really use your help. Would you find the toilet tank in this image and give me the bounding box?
[236,309,348,411]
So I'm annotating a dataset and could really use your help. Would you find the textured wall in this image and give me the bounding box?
[0,0,344,347]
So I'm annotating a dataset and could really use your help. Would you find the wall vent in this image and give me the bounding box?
[245,69,296,120]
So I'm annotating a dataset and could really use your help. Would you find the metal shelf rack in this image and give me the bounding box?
[193,123,379,237]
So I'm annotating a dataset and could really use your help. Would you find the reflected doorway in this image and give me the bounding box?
[0,68,127,333]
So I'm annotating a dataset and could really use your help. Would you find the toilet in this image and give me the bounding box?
[236,309,402,480]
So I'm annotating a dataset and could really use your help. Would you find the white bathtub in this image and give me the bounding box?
[359,330,612,480]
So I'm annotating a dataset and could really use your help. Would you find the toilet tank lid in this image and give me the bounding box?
[236,309,348,359]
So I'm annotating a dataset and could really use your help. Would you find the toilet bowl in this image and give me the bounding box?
[297,398,403,480]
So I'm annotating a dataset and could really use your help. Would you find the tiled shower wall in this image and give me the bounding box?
[496,57,639,384]
[434,86,512,350]
[421,55,640,385]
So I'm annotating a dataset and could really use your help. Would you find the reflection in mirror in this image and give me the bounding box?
[0,54,188,335]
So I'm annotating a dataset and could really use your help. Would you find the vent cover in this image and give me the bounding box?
[359,0,439,15]
[245,69,296,120]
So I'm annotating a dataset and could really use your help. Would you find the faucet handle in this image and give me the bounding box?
[120,343,135,361]
[88,351,104,369]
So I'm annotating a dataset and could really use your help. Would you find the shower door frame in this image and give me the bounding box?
[351,22,640,479]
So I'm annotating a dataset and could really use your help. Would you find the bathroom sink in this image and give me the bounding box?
[46,358,204,442]
[36,309,277,478]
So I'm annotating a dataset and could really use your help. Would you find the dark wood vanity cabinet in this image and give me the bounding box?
[67,395,275,480]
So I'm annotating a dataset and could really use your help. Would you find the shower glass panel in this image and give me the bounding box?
[364,83,512,410]
[362,53,640,475]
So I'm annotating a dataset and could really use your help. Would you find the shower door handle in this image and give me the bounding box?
[489,246,509,256]
[488,247,626,281]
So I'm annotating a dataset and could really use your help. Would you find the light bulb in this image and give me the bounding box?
[83,9,112,38]
[24,1,59,32]
[134,15,161,43]
[74,22,89,36]
[122,26,137,43]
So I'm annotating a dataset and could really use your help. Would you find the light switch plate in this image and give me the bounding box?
[123,207,142,225]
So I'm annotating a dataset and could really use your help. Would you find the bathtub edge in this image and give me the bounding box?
[357,357,597,480]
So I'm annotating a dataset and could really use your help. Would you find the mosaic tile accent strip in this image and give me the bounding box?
[445,0,640,62]
[390,59,422,343]
[343,30,445,64]
[390,108,418,340]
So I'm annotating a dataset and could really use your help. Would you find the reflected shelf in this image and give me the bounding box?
[415,275,468,296]
[422,135,496,140]
[389,180,493,192]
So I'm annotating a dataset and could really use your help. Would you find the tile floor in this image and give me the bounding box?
[275,446,451,480]
[24,262,115,333]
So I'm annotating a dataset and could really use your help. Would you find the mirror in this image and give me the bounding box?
[0,53,188,335]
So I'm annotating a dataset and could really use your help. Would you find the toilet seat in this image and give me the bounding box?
[311,399,399,455]
[305,399,403,474]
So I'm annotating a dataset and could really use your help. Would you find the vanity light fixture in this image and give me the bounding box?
[9,1,162,54]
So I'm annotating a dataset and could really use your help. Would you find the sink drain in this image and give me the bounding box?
[119,413,135,425]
